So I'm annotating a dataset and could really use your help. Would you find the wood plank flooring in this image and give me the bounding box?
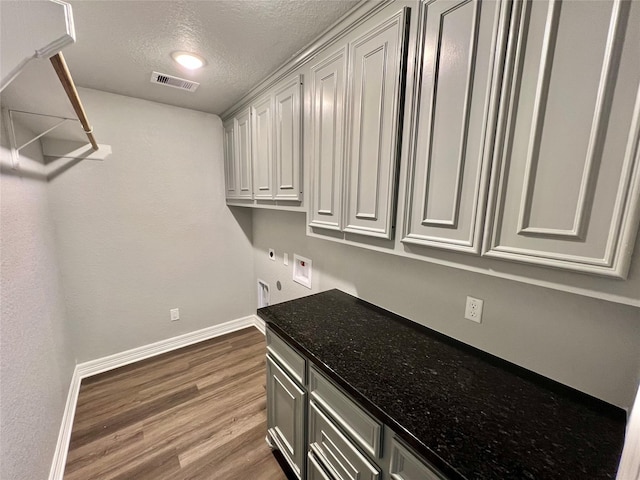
[64,327,291,480]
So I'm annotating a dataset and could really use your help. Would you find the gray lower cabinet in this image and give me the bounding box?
[266,328,447,480]
[266,354,306,479]
[308,365,382,459]
[389,438,445,480]
[308,451,333,480]
[309,401,381,480]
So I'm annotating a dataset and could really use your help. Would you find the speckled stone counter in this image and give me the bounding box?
[257,289,626,480]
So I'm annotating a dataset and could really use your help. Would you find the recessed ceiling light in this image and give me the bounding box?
[171,51,206,70]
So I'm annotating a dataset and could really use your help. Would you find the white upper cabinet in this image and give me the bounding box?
[483,0,640,278]
[223,119,238,198]
[223,109,252,200]
[245,74,302,202]
[343,8,409,239]
[235,108,253,199]
[309,9,409,239]
[309,47,348,231]
[403,0,508,253]
[274,76,303,201]
[252,95,275,199]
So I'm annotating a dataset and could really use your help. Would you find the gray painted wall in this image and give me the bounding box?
[252,209,640,410]
[47,88,255,362]
[1,119,75,480]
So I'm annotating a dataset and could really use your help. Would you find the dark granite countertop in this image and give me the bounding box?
[257,289,626,480]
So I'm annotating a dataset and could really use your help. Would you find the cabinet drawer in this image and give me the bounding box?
[390,438,445,480]
[309,366,382,458]
[266,329,305,384]
[308,452,334,480]
[309,401,381,480]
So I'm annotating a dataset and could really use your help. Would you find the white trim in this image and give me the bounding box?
[254,314,266,335]
[47,365,82,480]
[48,314,265,480]
[75,315,257,378]
[617,382,640,480]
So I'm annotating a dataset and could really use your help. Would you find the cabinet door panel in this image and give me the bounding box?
[403,0,506,253]
[310,48,348,231]
[389,438,445,480]
[223,119,237,199]
[485,0,640,277]
[275,76,302,201]
[252,96,274,199]
[344,9,408,239]
[235,109,253,199]
[267,355,305,478]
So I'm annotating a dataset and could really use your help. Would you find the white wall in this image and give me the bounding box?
[252,209,640,410]
[47,88,255,362]
[0,119,75,480]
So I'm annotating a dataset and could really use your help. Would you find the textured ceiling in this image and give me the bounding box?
[61,0,360,115]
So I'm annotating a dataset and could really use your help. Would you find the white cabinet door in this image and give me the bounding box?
[267,355,306,479]
[224,114,252,200]
[309,48,348,231]
[252,95,274,199]
[274,75,302,201]
[344,9,409,239]
[403,0,508,253]
[223,119,238,199]
[235,108,253,199]
[484,0,640,278]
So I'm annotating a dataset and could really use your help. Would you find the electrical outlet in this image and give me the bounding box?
[268,248,275,261]
[170,308,180,321]
[464,297,483,323]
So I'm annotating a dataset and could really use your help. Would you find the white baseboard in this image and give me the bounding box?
[48,314,264,480]
[48,365,82,480]
[76,315,260,378]
[254,315,266,334]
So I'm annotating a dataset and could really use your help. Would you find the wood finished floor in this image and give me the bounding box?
[64,327,290,480]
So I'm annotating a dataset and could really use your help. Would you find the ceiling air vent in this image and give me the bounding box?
[150,71,199,92]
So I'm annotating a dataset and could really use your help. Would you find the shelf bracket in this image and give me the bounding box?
[3,109,75,169]
[2,108,110,169]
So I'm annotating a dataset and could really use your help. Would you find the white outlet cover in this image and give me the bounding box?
[464,296,483,323]
[170,308,180,321]
[293,254,312,289]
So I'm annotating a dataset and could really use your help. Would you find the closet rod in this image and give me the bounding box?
[49,52,99,150]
